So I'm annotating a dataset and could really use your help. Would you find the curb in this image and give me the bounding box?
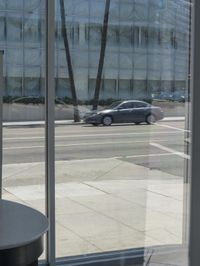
[2,117,185,127]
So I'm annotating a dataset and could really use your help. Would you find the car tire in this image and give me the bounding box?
[102,115,113,126]
[146,114,156,124]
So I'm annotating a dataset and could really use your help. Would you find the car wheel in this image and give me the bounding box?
[102,116,113,126]
[146,114,156,124]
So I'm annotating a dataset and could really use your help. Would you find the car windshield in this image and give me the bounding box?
[107,101,122,109]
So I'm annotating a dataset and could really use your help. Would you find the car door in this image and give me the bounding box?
[130,102,148,122]
[114,102,134,123]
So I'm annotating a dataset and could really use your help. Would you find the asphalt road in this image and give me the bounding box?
[2,121,189,177]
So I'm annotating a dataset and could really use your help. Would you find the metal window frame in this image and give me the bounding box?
[0,51,3,198]
[45,0,55,265]
[189,0,200,264]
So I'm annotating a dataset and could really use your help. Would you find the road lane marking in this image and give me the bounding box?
[150,142,190,159]
[3,130,182,141]
[155,123,190,132]
[3,139,183,150]
[117,153,172,159]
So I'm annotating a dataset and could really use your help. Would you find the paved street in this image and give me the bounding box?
[3,121,187,170]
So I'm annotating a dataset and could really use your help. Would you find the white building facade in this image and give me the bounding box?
[0,0,190,101]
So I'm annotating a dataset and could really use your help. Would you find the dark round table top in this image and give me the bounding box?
[0,200,49,250]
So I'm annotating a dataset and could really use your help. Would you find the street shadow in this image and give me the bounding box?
[82,123,148,128]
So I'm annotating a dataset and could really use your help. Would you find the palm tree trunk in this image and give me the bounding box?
[60,0,80,122]
[92,0,111,111]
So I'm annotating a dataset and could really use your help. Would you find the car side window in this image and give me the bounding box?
[134,102,147,108]
[119,102,133,109]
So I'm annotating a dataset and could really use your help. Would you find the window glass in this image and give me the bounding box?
[120,2,134,21]
[103,79,116,99]
[7,49,23,65]
[24,77,41,96]
[56,78,71,97]
[68,22,79,44]
[2,1,46,263]
[24,0,40,11]
[58,50,67,67]
[24,67,41,96]
[134,102,147,108]
[73,0,89,16]
[24,49,41,66]
[88,78,103,99]
[148,27,160,47]
[6,77,22,96]
[88,24,101,46]
[133,80,147,99]
[6,14,22,41]
[133,26,140,47]
[0,0,188,264]
[109,0,119,20]
[119,101,133,109]
[141,27,148,47]
[105,52,118,68]
[90,0,105,18]
[107,26,119,46]
[118,79,131,99]
[7,0,23,10]
[0,14,5,41]
[24,17,41,43]
[119,26,132,47]
[119,53,132,69]
[89,51,101,68]
[134,2,148,22]
[160,28,172,48]
[0,0,5,9]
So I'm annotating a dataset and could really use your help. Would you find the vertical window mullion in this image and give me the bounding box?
[189,0,200,265]
[45,0,55,265]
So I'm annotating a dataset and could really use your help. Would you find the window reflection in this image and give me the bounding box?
[0,0,191,263]
[0,0,5,9]
[6,15,22,41]
[6,77,22,96]
[56,78,71,98]
[0,0,189,99]
[87,23,102,46]
[24,49,41,66]
[24,18,41,43]
[119,26,133,47]
[7,49,23,65]
[0,14,5,41]
[118,79,131,99]
[7,0,23,10]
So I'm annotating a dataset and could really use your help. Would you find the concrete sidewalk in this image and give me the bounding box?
[2,156,188,262]
[3,116,185,127]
